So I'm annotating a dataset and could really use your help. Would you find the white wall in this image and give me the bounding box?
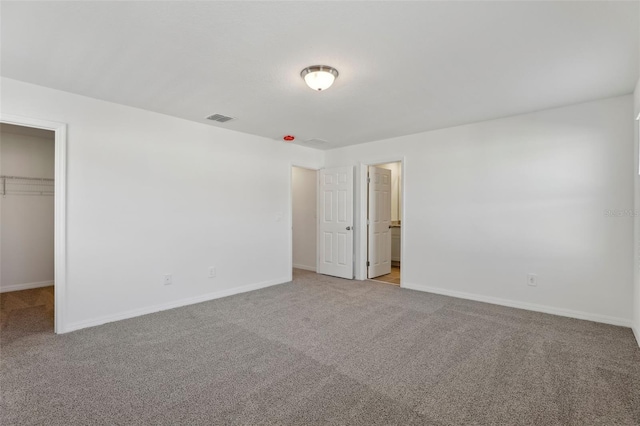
[377,162,402,222]
[0,127,55,291]
[291,167,317,271]
[326,95,635,326]
[634,78,640,345]
[2,76,635,332]
[1,77,324,332]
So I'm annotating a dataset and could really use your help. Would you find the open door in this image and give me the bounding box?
[368,166,392,278]
[317,166,354,279]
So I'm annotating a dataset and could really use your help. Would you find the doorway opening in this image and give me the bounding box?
[0,115,67,334]
[0,123,56,335]
[291,166,318,277]
[364,160,403,286]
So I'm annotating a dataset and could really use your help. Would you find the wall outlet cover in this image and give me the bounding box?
[527,273,537,287]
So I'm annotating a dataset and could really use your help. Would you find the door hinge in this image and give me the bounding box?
[367,261,370,267]
[367,175,370,183]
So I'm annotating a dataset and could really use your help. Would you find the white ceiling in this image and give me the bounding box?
[1,1,638,150]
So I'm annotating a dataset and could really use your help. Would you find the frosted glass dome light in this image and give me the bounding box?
[300,65,339,91]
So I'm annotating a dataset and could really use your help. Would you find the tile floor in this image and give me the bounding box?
[371,266,401,286]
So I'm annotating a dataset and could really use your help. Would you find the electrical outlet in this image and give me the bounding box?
[208,266,216,278]
[527,273,537,287]
[164,274,172,285]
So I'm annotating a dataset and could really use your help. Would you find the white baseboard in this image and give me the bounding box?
[63,277,289,333]
[0,280,54,293]
[293,264,316,272]
[633,326,640,348]
[402,282,633,328]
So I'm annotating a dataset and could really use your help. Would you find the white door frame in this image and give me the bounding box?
[357,156,406,285]
[0,113,67,334]
[288,162,320,281]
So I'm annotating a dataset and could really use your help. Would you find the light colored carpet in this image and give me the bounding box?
[1,269,639,425]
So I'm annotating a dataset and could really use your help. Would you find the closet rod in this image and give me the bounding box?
[1,175,55,197]
[0,175,54,181]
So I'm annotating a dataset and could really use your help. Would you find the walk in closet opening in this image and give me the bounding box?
[0,123,56,334]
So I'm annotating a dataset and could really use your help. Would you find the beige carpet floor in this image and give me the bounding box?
[1,270,639,425]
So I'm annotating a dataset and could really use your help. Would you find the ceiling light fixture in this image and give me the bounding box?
[300,65,339,91]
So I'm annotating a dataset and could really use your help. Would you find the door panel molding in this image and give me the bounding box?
[357,157,406,284]
[368,166,392,278]
[317,166,354,279]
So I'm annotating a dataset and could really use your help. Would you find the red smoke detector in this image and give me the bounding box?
[283,135,295,142]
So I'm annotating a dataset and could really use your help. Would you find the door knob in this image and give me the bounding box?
[346,226,352,230]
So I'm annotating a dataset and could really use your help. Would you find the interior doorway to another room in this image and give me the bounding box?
[0,114,66,334]
[291,166,318,274]
[0,123,56,334]
[367,161,402,286]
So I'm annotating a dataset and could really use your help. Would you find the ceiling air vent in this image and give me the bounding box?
[303,138,330,147]
[206,113,236,123]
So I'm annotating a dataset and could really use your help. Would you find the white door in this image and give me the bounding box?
[368,166,392,278]
[317,166,354,279]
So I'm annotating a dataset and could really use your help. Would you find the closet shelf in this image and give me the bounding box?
[1,175,55,196]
